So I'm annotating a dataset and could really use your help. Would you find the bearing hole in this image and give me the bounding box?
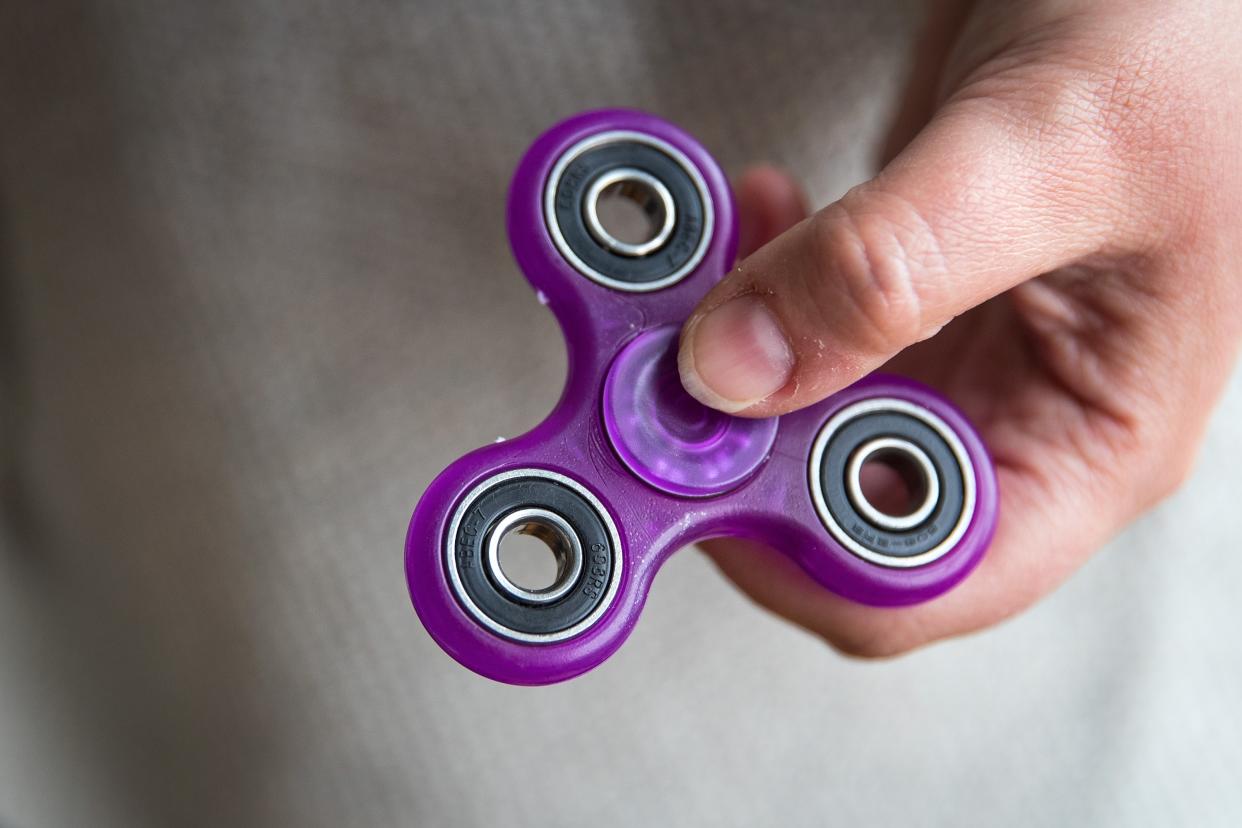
[858,449,930,518]
[594,178,667,246]
[496,520,571,592]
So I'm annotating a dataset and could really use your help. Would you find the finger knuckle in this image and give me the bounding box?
[1075,42,1190,176]
[1113,409,1201,509]
[808,197,938,354]
[820,626,913,661]
[965,28,1197,195]
[1152,447,1197,503]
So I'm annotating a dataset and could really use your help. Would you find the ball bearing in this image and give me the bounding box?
[543,130,713,292]
[808,398,976,568]
[444,468,623,642]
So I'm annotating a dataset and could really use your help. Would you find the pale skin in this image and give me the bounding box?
[678,0,1242,657]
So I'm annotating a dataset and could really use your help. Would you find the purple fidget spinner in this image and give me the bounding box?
[406,109,999,685]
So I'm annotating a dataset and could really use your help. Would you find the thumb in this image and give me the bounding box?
[678,89,1144,416]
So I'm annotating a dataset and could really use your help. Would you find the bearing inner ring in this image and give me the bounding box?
[544,130,713,292]
[845,437,941,532]
[808,398,976,568]
[444,469,623,643]
[583,167,677,258]
[484,507,584,605]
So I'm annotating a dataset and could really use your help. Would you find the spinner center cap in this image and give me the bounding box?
[602,325,778,497]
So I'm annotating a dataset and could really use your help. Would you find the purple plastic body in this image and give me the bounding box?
[406,109,999,685]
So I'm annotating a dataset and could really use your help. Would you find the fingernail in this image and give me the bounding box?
[678,295,794,413]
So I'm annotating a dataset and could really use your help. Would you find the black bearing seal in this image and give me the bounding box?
[808,399,975,567]
[447,472,618,640]
[546,133,709,290]
[818,412,964,558]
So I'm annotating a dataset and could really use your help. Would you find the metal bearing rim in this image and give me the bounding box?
[583,167,677,257]
[543,129,715,293]
[444,468,624,643]
[484,507,584,605]
[808,398,977,569]
[845,437,941,532]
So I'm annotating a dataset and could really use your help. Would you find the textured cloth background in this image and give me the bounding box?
[1,2,1240,826]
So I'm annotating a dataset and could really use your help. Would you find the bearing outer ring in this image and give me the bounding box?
[444,468,624,643]
[808,398,977,568]
[543,130,714,292]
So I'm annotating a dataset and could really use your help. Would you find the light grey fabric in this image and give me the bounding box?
[1,2,1240,826]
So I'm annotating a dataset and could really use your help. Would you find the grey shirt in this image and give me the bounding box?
[2,2,1240,826]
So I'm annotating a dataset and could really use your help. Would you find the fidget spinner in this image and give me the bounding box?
[406,109,998,685]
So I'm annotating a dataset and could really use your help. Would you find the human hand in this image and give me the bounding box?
[681,0,1242,656]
